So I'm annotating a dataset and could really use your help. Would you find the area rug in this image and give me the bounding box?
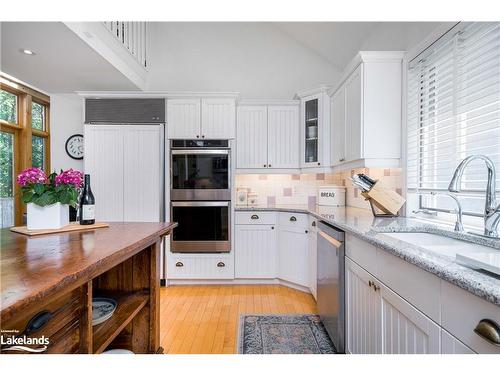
[238,314,336,354]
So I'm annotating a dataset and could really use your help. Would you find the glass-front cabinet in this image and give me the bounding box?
[297,86,331,168]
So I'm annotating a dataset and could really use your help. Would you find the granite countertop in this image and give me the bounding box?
[235,204,500,306]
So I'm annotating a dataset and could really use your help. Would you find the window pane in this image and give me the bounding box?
[0,131,15,228]
[31,102,45,130]
[32,136,45,170]
[0,90,18,124]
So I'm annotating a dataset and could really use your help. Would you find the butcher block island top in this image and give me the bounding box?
[0,222,177,354]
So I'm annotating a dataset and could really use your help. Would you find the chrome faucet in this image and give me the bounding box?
[430,192,464,233]
[448,155,500,238]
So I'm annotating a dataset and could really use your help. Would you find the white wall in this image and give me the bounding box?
[50,94,84,172]
[146,22,341,98]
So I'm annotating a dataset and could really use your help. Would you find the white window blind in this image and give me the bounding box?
[407,22,500,218]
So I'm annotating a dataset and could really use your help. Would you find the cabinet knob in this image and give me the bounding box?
[217,262,225,268]
[339,158,345,162]
[251,214,259,220]
[202,135,205,138]
[312,221,316,227]
[318,162,321,166]
[289,216,297,222]
[196,135,200,138]
[264,164,267,168]
[175,262,184,267]
[271,226,274,230]
[474,319,500,347]
[268,164,272,167]
[305,230,308,234]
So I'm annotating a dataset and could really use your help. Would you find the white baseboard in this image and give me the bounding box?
[165,278,312,294]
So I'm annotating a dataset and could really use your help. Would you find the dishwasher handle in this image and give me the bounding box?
[319,231,343,248]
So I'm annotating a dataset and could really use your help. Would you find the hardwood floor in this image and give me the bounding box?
[159,284,317,354]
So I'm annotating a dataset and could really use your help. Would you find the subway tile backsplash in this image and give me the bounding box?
[235,168,403,210]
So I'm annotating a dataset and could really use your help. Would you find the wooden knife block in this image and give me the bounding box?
[361,181,405,216]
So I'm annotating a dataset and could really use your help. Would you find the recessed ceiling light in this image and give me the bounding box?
[20,49,36,55]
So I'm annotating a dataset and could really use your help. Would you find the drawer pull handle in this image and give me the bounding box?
[290,216,297,222]
[474,319,500,347]
[251,214,259,220]
[175,262,184,267]
[312,221,316,227]
[24,310,54,335]
[368,280,373,287]
[217,262,225,268]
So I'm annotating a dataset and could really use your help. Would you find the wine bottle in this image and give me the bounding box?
[79,174,95,225]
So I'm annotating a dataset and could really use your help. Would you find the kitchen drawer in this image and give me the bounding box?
[167,253,234,279]
[278,212,308,229]
[345,233,378,271]
[441,281,500,354]
[235,211,276,225]
[1,287,84,354]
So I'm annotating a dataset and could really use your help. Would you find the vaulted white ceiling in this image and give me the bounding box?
[0,22,139,93]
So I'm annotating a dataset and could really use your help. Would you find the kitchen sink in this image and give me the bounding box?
[382,232,497,259]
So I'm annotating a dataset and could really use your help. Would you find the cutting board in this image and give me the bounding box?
[10,222,109,236]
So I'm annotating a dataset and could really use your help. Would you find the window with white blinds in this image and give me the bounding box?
[407,22,500,219]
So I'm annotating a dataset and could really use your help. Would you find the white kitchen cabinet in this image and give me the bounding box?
[123,125,162,222]
[235,224,277,279]
[296,87,331,169]
[267,106,300,169]
[330,86,345,165]
[84,124,163,222]
[345,258,381,354]
[201,98,236,139]
[236,103,300,171]
[236,106,268,169]
[344,65,363,162]
[308,216,318,300]
[330,52,404,168]
[84,125,124,222]
[167,99,201,139]
[379,281,440,354]
[346,257,440,354]
[278,224,309,287]
[441,330,475,354]
[167,97,236,139]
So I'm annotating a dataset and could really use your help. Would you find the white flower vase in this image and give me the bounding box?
[27,202,69,230]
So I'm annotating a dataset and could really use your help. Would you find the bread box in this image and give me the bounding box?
[317,186,346,206]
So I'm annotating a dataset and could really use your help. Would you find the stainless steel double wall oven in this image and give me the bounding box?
[170,140,231,253]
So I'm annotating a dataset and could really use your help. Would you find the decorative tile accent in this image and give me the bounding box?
[308,196,317,208]
[235,168,403,209]
[267,196,276,207]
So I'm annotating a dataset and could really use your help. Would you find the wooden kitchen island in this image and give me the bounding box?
[0,222,176,354]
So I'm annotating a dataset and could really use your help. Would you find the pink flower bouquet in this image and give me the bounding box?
[17,168,83,208]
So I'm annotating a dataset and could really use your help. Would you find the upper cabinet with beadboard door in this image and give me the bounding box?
[167,98,201,139]
[267,105,300,169]
[236,102,300,171]
[344,64,363,162]
[201,98,236,139]
[236,105,268,169]
[329,52,404,169]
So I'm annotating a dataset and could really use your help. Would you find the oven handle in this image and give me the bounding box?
[171,149,229,155]
[171,201,230,207]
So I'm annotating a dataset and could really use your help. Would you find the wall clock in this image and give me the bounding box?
[65,134,84,160]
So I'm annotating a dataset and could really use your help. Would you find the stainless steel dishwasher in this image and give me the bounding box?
[317,221,345,353]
